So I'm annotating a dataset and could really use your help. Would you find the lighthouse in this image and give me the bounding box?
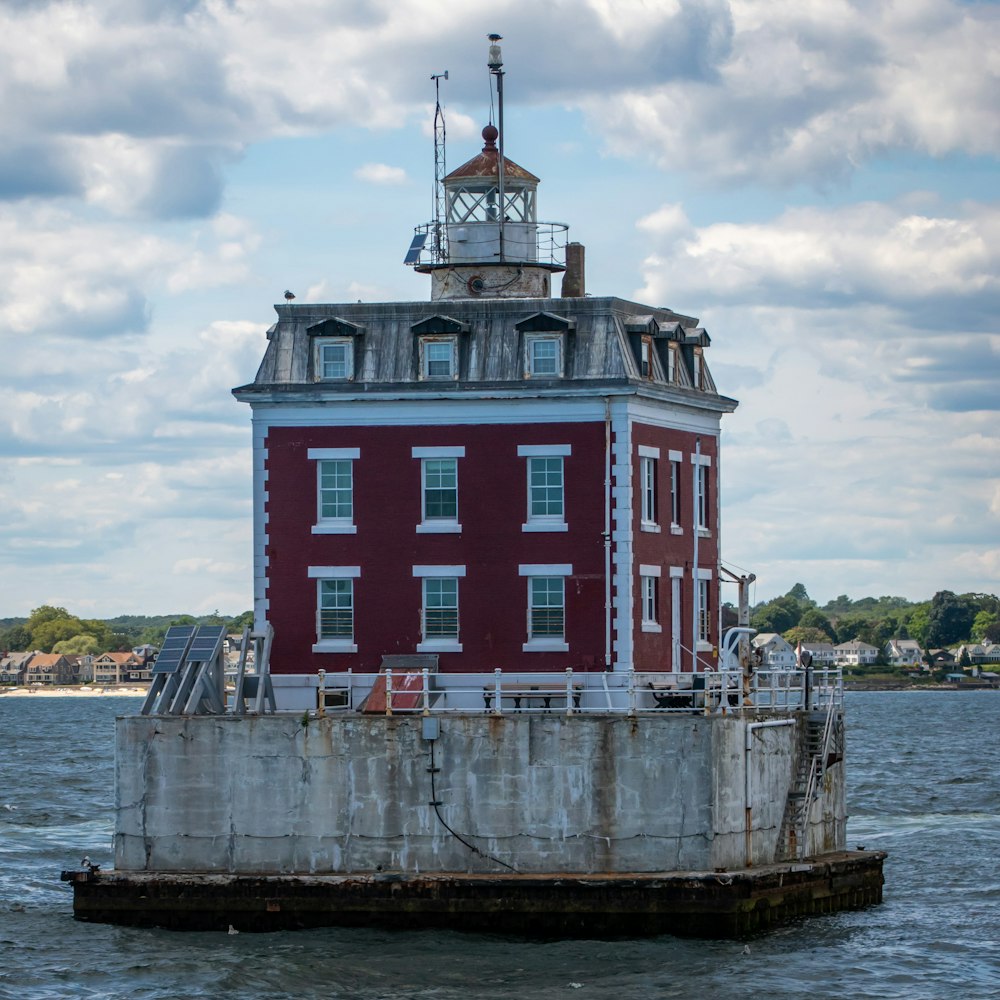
[71,41,881,939]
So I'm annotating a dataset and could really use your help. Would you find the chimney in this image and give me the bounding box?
[561,242,585,297]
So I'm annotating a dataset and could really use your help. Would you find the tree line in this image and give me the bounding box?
[744,585,1000,652]
[0,606,255,656]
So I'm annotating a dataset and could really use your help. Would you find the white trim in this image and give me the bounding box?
[517,443,572,457]
[694,567,713,579]
[639,521,661,534]
[412,565,467,577]
[522,640,570,653]
[669,566,684,578]
[670,524,683,535]
[668,449,682,462]
[519,563,573,576]
[639,564,662,577]
[312,640,358,653]
[417,640,463,653]
[412,446,466,458]
[690,453,712,466]
[637,444,660,459]
[641,623,663,634]
[416,522,462,534]
[311,524,358,535]
[307,447,360,460]
[308,566,361,578]
[521,521,568,533]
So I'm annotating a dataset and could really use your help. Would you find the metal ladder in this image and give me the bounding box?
[779,701,841,860]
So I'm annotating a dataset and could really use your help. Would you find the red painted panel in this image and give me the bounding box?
[263,421,608,674]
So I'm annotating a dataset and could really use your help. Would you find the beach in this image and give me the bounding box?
[0,685,147,698]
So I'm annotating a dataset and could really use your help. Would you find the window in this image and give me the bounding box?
[530,577,564,639]
[670,451,682,530]
[641,457,657,525]
[421,337,456,379]
[308,448,359,534]
[320,580,353,638]
[697,464,709,531]
[309,565,361,652]
[413,447,464,533]
[316,339,352,380]
[638,445,659,531]
[527,336,561,377]
[667,344,677,383]
[423,578,459,639]
[519,564,572,651]
[640,567,661,633]
[692,349,703,389]
[640,336,653,378]
[698,577,711,643]
[530,457,563,517]
[319,460,352,519]
[518,445,570,532]
[423,458,457,519]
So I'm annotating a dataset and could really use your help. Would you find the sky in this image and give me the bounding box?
[1,0,998,618]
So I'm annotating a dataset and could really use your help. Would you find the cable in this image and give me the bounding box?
[428,739,518,873]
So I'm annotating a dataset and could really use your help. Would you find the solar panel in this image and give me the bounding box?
[187,625,226,662]
[403,232,428,265]
[153,626,196,675]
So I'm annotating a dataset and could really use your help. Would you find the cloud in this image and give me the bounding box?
[637,199,1000,332]
[354,163,409,185]
[581,0,1000,185]
[0,206,260,341]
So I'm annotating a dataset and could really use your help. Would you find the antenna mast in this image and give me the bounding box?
[431,70,449,263]
[487,34,505,264]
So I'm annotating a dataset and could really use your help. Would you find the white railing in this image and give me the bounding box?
[312,667,843,717]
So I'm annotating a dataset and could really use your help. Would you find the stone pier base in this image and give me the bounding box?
[63,850,885,938]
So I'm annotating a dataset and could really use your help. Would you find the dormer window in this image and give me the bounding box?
[420,337,457,379]
[316,339,353,380]
[526,335,562,377]
[693,348,704,389]
[640,337,653,379]
[667,345,677,383]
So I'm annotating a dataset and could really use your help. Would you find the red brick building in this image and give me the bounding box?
[234,129,737,677]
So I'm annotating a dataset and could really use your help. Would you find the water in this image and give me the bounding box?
[1,692,998,999]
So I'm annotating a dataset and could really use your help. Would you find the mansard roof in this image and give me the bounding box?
[234,295,737,414]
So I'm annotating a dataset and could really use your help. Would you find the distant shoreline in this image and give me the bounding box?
[0,685,147,698]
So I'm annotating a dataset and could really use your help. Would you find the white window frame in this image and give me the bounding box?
[413,446,464,533]
[638,445,660,532]
[667,344,677,383]
[692,453,712,534]
[315,338,353,381]
[519,444,570,532]
[413,565,466,653]
[525,335,563,378]
[669,450,683,534]
[693,348,703,389]
[519,564,571,652]
[309,566,361,653]
[419,336,458,380]
[695,567,713,651]
[308,448,360,535]
[640,564,662,633]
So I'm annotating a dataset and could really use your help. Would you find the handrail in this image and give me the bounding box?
[295,667,843,718]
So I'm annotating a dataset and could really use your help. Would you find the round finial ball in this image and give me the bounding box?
[482,124,499,146]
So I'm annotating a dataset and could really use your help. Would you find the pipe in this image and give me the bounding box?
[691,437,701,673]
[744,718,795,867]
[604,398,613,670]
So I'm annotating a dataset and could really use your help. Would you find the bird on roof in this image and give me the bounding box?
[284,290,295,301]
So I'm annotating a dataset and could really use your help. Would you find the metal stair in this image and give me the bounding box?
[779,704,842,860]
